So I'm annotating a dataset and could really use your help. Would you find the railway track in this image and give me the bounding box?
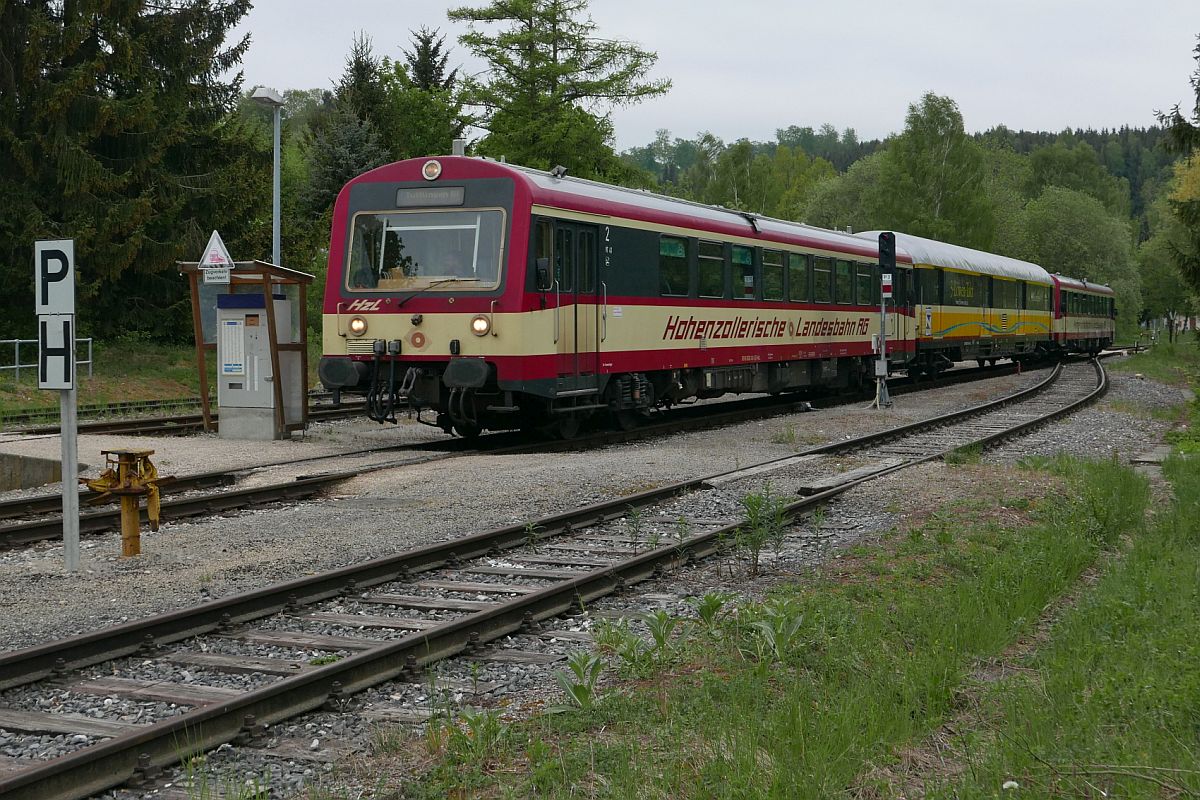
[0,359,1106,800]
[0,362,1026,552]
[10,402,358,438]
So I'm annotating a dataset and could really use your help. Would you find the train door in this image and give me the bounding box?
[553,222,600,393]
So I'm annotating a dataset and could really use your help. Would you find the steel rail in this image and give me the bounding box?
[0,359,1106,800]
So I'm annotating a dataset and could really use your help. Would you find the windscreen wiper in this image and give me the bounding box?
[395,277,480,308]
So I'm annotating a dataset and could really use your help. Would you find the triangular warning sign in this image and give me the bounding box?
[200,230,234,267]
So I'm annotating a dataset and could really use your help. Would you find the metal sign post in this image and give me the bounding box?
[873,232,895,410]
[35,239,79,571]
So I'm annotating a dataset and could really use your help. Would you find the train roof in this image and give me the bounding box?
[1051,274,1115,295]
[855,231,1051,283]
[390,157,910,263]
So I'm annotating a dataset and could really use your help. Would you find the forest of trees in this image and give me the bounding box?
[2,1,1199,343]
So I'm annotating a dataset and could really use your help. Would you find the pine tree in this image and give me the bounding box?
[448,0,670,179]
[0,0,257,338]
[405,27,458,92]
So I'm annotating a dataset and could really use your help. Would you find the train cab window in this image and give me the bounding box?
[555,227,573,291]
[835,259,854,304]
[698,240,725,298]
[918,269,940,305]
[659,236,690,297]
[763,250,784,300]
[346,208,505,291]
[733,246,755,299]
[813,257,833,303]
[856,263,876,306]
[787,253,810,302]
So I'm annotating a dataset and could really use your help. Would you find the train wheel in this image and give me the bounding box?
[556,415,582,440]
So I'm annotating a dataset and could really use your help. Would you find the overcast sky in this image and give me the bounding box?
[232,0,1198,151]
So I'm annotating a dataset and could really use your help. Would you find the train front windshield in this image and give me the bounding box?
[346,208,506,291]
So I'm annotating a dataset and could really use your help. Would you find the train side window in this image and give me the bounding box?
[659,236,689,297]
[578,229,595,293]
[855,263,875,306]
[787,253,810,302]
[835,259,854,304]
[533,219,553,290]
[555,227,573,291]
[1032,283,1049,311]
[698,240,725,298]
[893,269,909,307]
[733,245,755,299]
[763,250,784,300]
[946,271,982,307]
[918,268,939,304]
[1018,282,1027,310]
[813,257,833,303]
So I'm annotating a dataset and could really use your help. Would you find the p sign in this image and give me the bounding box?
[35,240,75,315]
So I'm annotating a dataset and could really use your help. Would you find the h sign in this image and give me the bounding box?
[34,240,75,316]
[38,314,75,390]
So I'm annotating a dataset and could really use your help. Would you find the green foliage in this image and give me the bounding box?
[688,591,736,631]
[0,0,260,340]
[554,650,604,710]
[736,483,790,576]
[449,0,669,180]
[1026,141,1132,217]
[876,93,995,249]
[802,151,889,232]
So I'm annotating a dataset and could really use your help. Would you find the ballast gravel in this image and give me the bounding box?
[0,357,1186,797]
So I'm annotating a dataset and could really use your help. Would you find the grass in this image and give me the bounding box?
[924,452,1200,798]
[402,455,1162,798]
[1108,339,1200,386]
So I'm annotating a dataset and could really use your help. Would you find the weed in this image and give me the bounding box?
[626,506,644,553]
[524,521,542,552]
[554,650,605,711]
[744,598,806,664]
[592,617,632,653]
[307,654,341,666]
[689,591,736,631]
[446,708,506,762]
[772,423,798,445]
[640,609,680,665]
[944,443,982,465]
[737,482,790,576]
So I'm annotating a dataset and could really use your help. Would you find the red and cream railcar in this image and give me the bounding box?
[1049,274,1115,354]
[318,156,914,436]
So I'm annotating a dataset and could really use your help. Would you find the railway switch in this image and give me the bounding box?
[83,449,166,557]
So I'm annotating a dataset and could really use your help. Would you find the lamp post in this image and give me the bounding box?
[250,86,285,266]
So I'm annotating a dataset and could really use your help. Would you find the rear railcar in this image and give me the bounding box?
[859,232,1054,375]
[1050,275,1115,354]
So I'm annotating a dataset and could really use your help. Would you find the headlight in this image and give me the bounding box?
[348,316,368,336]
[470,315,491,336]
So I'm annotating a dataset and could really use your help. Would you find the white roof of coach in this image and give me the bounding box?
[856,231,1051,283]
[512,163,887,256]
